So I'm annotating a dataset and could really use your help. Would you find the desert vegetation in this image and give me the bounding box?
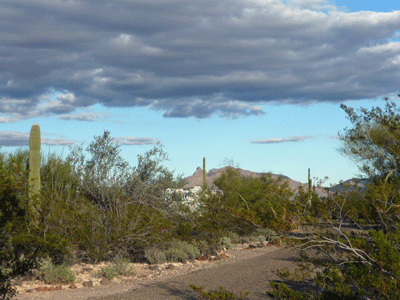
[1,94,400,300]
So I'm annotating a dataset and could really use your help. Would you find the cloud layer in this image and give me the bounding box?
[0,131,158,147]
[251,135,312,144]
[1,0,400,120]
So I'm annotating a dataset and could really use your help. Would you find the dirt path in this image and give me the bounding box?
[13,244,306,300]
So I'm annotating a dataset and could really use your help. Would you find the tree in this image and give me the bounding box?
[66,130,133,212]
[338,93,400,182]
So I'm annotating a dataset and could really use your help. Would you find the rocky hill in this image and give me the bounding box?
[183,166,331,197]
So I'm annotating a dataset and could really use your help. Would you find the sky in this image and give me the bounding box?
[1,0,400,187]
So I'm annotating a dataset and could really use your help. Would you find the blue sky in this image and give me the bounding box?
[1,0,399,187]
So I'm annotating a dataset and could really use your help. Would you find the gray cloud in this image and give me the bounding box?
[112,137,158,145]
[0,0,400,120]
[57,111,113,121]
[0,131,76,147]
[0,130,155,147]
[251,135,313,144]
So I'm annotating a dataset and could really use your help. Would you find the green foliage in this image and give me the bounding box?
[209,167,296,233]
[268,282,308,300]
[145,240,201,264]
[190,284,250,300]
[37,256,75,284]
[166,240,201,262]
[224,231,240,244]
[218,237,233,250]
[144,247,168,264]
[94,255,136,280]
[0,150,40,300]
[338,94,400,181]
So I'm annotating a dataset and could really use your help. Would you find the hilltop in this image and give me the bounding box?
[183,166,370,198]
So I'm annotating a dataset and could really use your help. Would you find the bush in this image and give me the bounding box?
[94,255,136,280]
[171,240,201,260]
[190,239,215,256]
[145,240,201,263]
[190,284,250,300]
[144,247,167,265]
[218,236,233,250]
[224,231,240,243]
[164,247,189,262]
[38,257,75,284]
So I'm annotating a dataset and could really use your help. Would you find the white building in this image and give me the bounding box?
[164,186,223,216]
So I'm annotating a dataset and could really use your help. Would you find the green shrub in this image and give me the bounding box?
[190,239,214,256]
[225,231,240,243]
[190,284,249,300]
[38,257,75,284]
[239,234,265,244]
[144,247,167,264]
[94,255,136,280]
[164,247,188,262]
[172,240,201,260]
[218,236,233,250]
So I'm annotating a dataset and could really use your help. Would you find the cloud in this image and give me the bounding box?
[112,137,158,145]
[57,111,113,121]
[0,130,155,147]
[0,0,399,119]
[251,135,313,144]
[0,131,76,147]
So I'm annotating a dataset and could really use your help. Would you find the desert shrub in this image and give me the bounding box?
[238,234,265,244]
[94,255,136,280]
[190,239,214,256]
[0,150,41,300]
[37,256,75,284]
[144,247,167,264]
[218,236,233,250]
[164,247,188,262]
[224,231,240,244]
[164,240,201,262]
[211,168,296,233]
[190,284,249,300]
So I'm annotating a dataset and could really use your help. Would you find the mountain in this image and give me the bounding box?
[183,166,330,197]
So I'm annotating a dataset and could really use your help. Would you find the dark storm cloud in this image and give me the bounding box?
[1,0,400,120]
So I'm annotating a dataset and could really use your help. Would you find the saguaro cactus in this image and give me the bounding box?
[306,168,312,208]
[202,157,208,190]
[29,124,41,221]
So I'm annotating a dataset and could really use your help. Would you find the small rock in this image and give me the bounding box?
[100,277,112,285]
[82,280,93,287]
[69,283,77,289]
[218,253,228,259]
[197,255,207,261]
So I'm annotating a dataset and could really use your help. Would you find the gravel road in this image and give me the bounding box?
[14,245,308,300]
